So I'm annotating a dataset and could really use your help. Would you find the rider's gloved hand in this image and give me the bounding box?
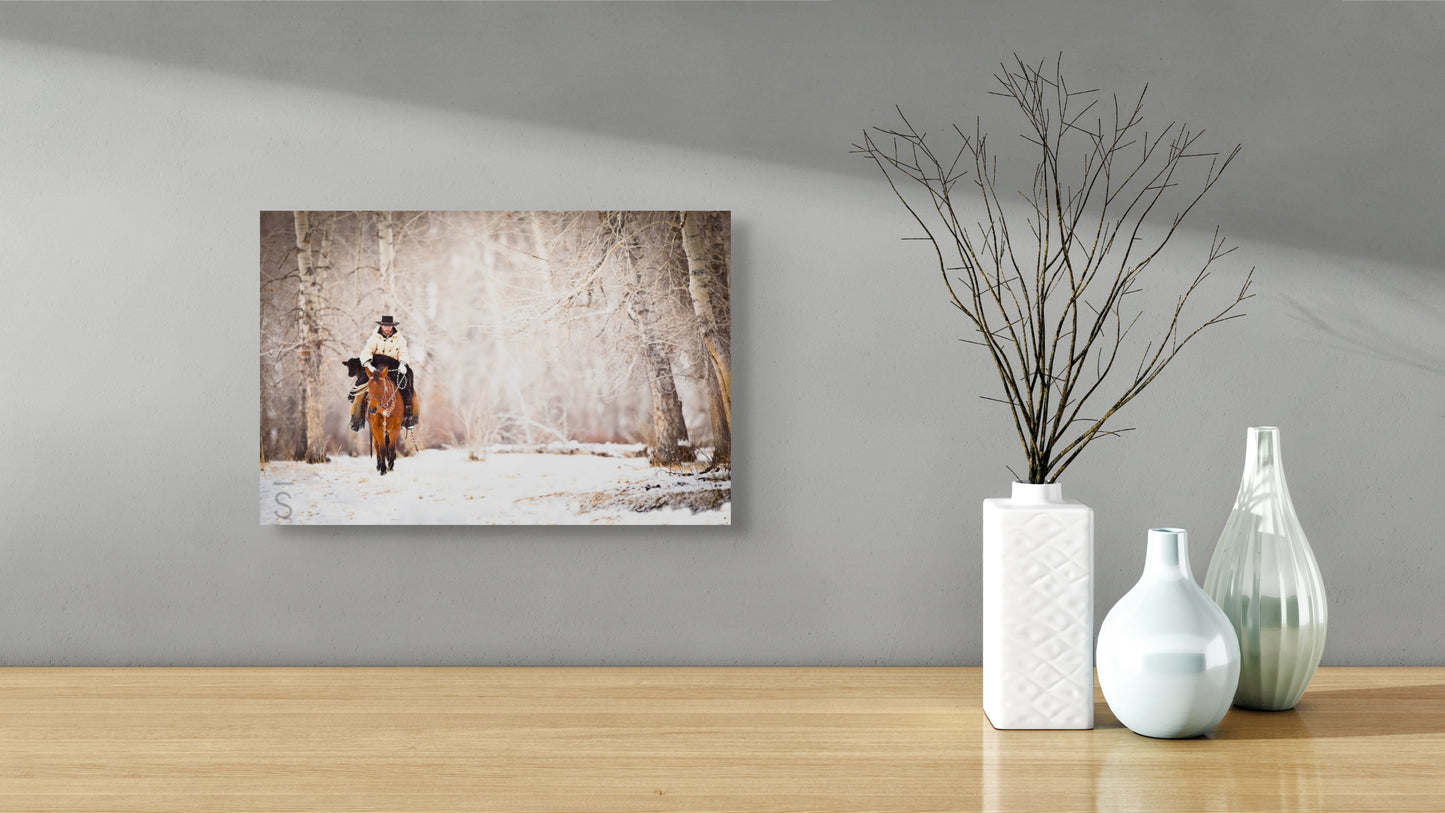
[364,362,375,373]
[398,363,409,375]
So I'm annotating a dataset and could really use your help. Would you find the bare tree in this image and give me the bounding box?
[294,211,329,464]
[376,211,398,312]
[855,55,1253,483]
[609,212,695,465]
[680,211,732,466]
[535,211,659,445]
[261,213,302,461]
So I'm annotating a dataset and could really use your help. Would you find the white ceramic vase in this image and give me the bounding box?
[1097,528,1241,739]
[982,482,1094,729]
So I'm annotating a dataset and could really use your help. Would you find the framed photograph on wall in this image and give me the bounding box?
[260,211,731,525]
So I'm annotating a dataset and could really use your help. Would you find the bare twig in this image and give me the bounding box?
[853,54,1252,483]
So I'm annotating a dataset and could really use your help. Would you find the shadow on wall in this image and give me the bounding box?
[2,1,1444,274]
[1282,264,1445,379]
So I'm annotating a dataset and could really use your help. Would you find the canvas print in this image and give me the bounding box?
[260,211,731,525]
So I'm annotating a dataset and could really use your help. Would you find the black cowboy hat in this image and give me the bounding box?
[376,315,400,326]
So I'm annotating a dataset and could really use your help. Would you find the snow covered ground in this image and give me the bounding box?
[260,447,730,525]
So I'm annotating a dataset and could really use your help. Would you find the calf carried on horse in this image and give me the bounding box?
[346,314,419,431]
[343,354,419,433]
[342,353,416,476]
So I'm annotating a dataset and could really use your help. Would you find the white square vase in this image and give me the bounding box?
[982,482,1094,729]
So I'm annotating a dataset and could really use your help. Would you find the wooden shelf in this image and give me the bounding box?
[0,667,1440,811]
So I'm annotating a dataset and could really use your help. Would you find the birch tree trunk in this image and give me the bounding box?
[681,211,732,460]
[377,211,398,312]
[294,211,328,463]
[350,215,370,457]
[635,295,693,466]
[703,356,730,466]
[614,213,693,466]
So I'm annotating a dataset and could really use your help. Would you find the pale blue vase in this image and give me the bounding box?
[1204,426,1328,711]
[1097,528,1241,739]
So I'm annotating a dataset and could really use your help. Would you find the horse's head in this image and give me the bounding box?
[366,365,400,415]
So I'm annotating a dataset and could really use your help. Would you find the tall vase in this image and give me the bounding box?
[982,482,1094,729]
[1097,528,1240,738]
[1204,426,1327,711]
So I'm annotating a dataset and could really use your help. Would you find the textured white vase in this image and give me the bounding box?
[1097,528,1241,739]
[982,482,1094,729]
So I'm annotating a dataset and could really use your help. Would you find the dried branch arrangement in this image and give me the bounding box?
[854,56,1254,484]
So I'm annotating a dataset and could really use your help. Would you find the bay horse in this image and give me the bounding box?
[366,362,404,475]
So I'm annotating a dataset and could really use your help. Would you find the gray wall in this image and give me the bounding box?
[2,1,1442,666]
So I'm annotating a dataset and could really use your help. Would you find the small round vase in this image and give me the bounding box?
[1097,528,1241,739]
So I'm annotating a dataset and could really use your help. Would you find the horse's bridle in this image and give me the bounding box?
[370,369,401,418]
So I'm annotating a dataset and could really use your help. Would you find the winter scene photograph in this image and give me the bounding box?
[260,211,732,525]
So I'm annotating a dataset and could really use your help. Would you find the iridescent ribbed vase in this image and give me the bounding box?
[1203,426,1327,711]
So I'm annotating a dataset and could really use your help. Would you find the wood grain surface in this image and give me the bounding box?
[0,667,1440,812]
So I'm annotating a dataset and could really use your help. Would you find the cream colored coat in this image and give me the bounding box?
[362,328,411,368]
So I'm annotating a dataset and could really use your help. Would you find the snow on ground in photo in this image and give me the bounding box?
[260,447,730,525]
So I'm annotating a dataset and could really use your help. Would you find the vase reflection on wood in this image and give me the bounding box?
[982,482,1094,729]
[1204,426,1327,711]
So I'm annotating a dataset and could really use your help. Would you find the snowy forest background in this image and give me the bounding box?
[259,211,731,524]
